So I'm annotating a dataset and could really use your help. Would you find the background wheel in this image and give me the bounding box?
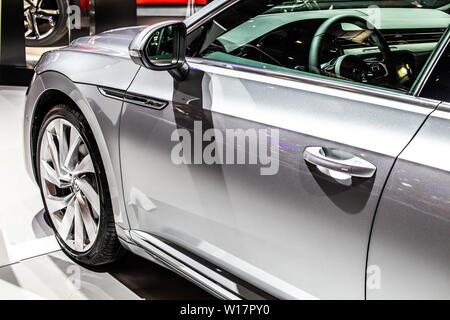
[36,104,123,266]
[24,0,68,47]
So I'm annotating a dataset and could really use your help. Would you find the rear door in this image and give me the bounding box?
[367,33,450,299]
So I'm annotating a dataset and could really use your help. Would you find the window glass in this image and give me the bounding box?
[188,0,450,92]
[421,39,450,102]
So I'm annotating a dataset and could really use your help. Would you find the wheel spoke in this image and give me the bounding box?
[46,193,73,214]
[64,127,82,170]
[73,154,95,176]
[24,11,34,37]
[59,198,76,241]
[24,0,35,8]
[38,9,60,15]
[31,13,41,39]
[74,199,85,251]
[77,178,100,217]
[24,0,58,40]
[46,130,61,177]
[76,192,97,243]
[34,13,54,24]
[40,160,61,187]
[55,120,69,172]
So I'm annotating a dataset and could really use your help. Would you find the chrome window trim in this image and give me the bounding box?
[186,0,240,33]
[186,57,438,112]
[130,230,275,300]
[412,28,450,97]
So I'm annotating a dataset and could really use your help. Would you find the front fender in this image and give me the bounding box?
[35,50,140,90]
[24,71,131,235]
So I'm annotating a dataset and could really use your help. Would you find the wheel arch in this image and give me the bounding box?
[30,88,81,182]
[26,71,131,233]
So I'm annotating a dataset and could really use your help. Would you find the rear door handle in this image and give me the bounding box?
[303,147,376,180]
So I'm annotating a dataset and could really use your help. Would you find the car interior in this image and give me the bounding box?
[187,0,450,92]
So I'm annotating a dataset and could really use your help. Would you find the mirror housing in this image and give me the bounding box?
[129,21,189,80]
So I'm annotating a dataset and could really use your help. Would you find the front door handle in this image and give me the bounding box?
[303,147,376,180]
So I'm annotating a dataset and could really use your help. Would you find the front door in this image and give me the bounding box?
[119,0,444,299]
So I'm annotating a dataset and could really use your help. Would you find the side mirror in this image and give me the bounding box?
[129,21,189,80]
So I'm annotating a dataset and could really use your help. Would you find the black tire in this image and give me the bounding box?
[36,104,124,266]
[25,0,68,47]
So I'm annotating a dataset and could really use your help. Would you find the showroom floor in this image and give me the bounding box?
[0,86,213,300]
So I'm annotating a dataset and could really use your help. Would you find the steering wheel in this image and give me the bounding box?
[309,14,395,86]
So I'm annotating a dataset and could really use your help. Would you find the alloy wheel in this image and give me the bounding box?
[39,118,101,252]
[24,0,61,41]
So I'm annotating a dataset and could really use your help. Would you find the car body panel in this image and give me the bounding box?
[35,51,140,90]
[23,0,450,299]
[367,102,450,299]
[65,26,146,58]
[119,57,437,298]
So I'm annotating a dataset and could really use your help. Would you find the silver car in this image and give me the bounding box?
[24,0,450,299]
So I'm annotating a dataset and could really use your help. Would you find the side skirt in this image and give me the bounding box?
[128,230,275,300]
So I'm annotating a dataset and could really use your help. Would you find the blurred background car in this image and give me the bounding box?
[24,0,209,47]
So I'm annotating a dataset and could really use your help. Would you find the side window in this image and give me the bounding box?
[188,0,450,93]
[421,41,450,102]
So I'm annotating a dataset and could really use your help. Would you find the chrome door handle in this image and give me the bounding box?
[303,147,376,180]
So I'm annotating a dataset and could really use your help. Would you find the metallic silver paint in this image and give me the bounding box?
[187,57,437,114]
[35,51,140,90]
[187,60,435,155]
[69,26,146,58]
[119,61,437,299]
[367,102,450,299]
